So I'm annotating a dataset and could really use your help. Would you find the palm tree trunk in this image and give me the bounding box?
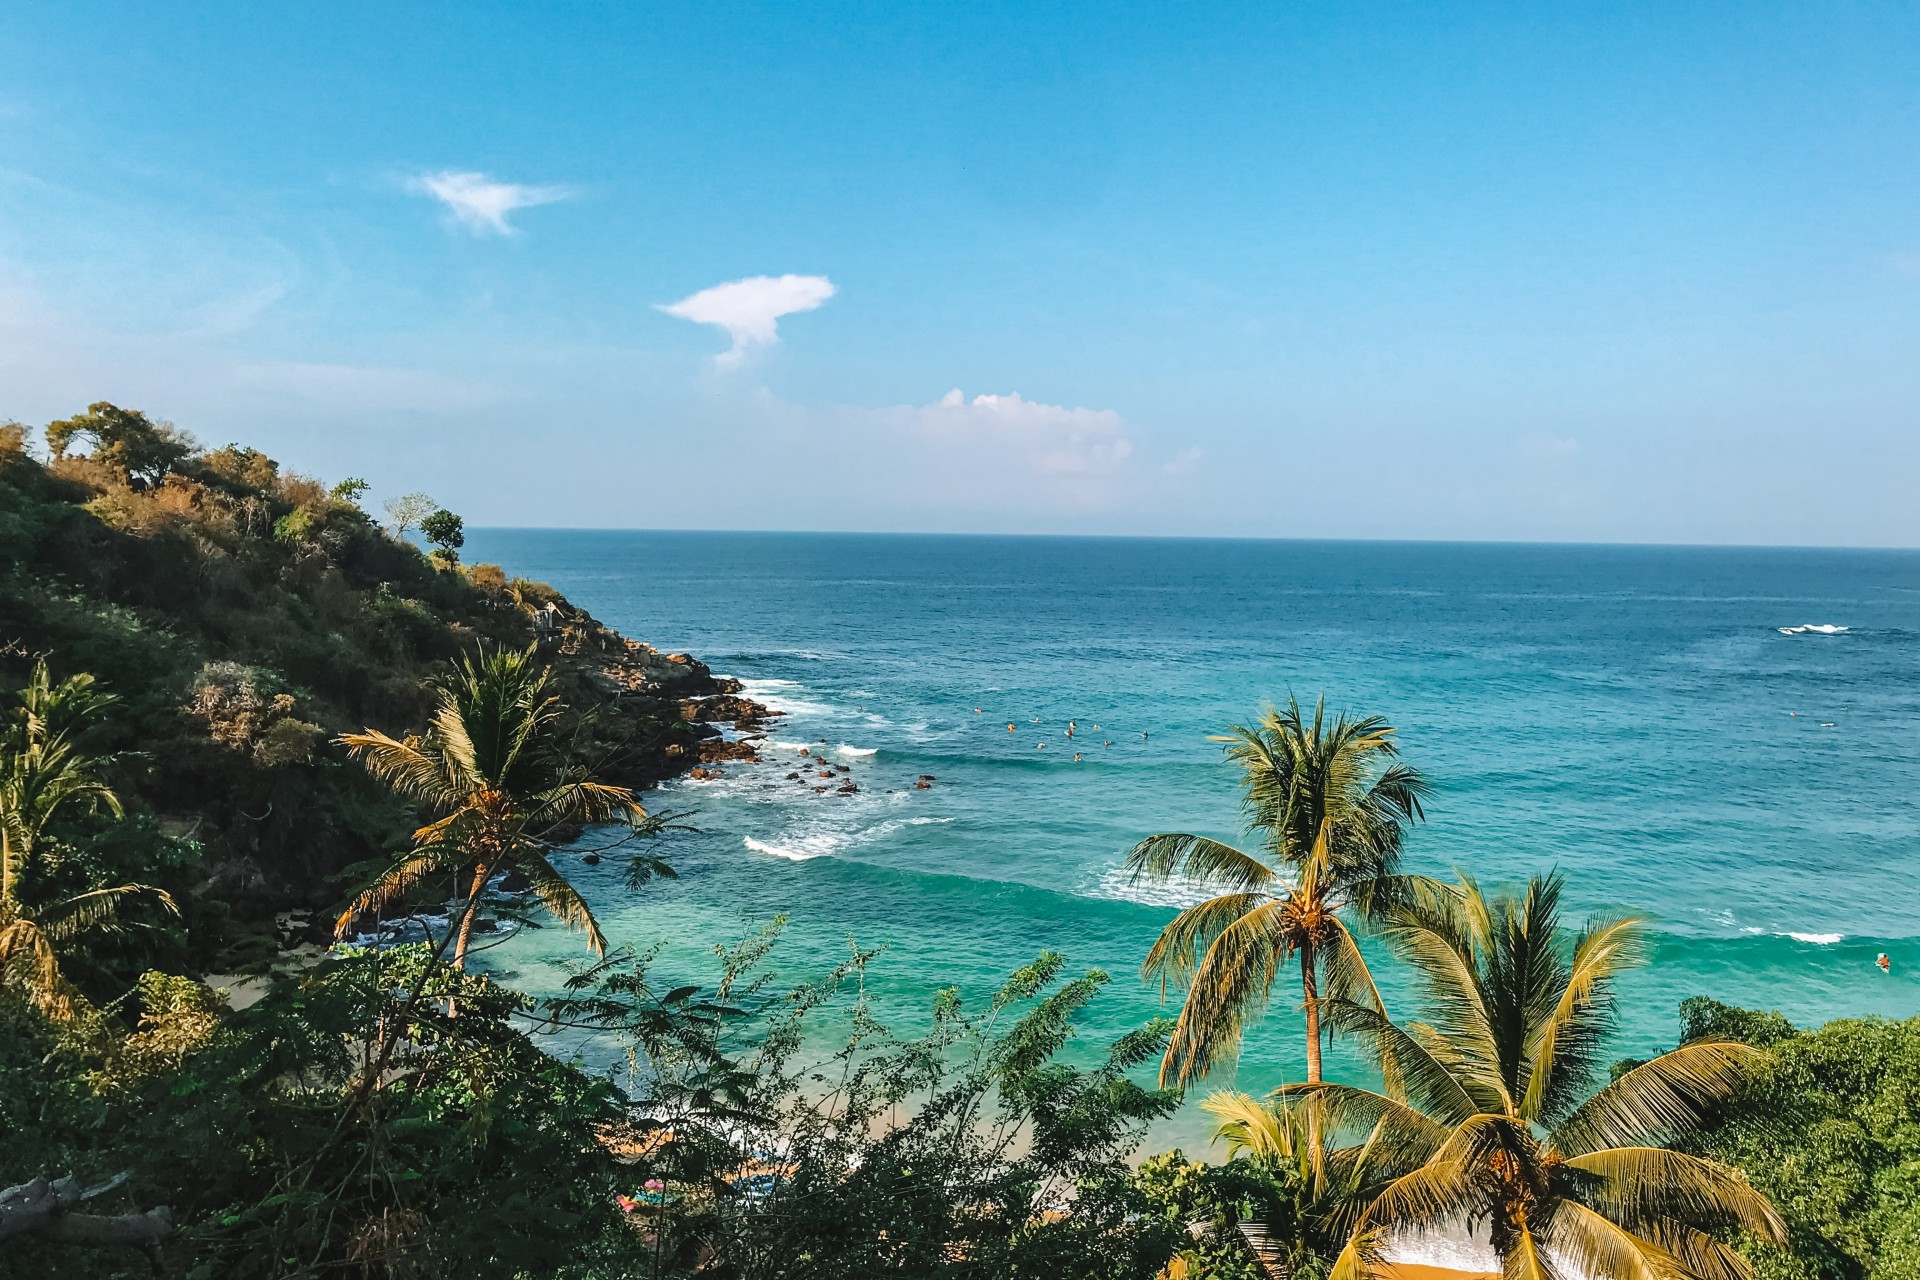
[446,860,494,1017]
[451,861,493,975]
[1301,939,1323,1084]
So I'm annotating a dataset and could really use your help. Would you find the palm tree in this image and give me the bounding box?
[335,644,646,975]
[1289,873,1785,1280]
[1125,697,1433,1086]
[1204,1090,1391,1278]
[0,659,176,1020]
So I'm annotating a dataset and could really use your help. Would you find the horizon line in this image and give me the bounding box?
[463,526,1920,555]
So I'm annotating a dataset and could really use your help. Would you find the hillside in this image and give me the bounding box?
[0,403,765,975]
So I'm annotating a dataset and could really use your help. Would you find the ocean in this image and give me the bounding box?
[463,530,1920,1149]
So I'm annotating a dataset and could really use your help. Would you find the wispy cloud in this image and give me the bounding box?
[411,171,572,234]
[660,274,836,367]
[916,389,1134,477]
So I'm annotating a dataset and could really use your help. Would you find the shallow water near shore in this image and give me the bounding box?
[465,530,1920,1150]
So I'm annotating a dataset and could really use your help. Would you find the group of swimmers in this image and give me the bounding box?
[976,708,1150,760]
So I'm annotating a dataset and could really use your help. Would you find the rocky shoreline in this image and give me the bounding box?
[252,601,778,956]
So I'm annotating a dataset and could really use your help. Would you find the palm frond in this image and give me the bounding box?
[37,883,179,942]
[1123,833,1275,892]
[1536,1201,1671,1280]
[337,730,457,810]
[1204,1090,1314,1162]
[334,845,464,938]
[1552,1041,1768,1155]
[1139,891,1269,994]
[516,853,608,957]
[1268,1080,1452,1169]
[1563,1146,1786,1246]
[1316,998,1480,1123]
[1158,899,1294,1086]
[1520,915,1646,1123]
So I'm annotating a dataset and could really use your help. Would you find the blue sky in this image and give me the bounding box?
[3,2,1917,544]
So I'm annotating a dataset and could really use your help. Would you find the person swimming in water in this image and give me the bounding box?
[1878,953,1892,974]
[1007,723,1015,733]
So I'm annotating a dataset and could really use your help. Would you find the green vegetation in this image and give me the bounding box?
[1,402,706,985]
[1676,999,1920,1280]
[2,409,1910,1278]
[1283,873,1785,1279]
[1124,699,1432,1085]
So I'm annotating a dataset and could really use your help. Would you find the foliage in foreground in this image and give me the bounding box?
[1677,998,1920,1280]
[1,930,1191,1279]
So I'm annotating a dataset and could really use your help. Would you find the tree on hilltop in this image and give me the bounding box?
[44,402,195,487]
[383,491,436,535]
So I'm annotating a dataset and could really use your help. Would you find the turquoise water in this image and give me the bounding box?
[465,531,1920,1147]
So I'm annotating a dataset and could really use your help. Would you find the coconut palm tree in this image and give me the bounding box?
[335,644,646,975]
[0,659,176,1020]
[1125,697,1434,1086]
[1204,1090,1396,1278]
[1288,873,1785,1280]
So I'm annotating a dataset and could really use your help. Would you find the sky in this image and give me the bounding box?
[2,2,1918,545]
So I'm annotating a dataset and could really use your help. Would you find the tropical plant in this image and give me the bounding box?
[421,508,464,565]
[0,659,176,1020]
[335,643,649,976]
[1125,697,1433,1086]
[1290,873,1786,1280]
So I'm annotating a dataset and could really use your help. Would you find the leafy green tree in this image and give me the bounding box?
[43,403,194,486]
[1293,874,1785,1280]
[1679,999,1920,1280]
[0,660,175,1021]
[552,934,1184,1279]
[421,508,464,565]
[1125,698,1432,1086]
[329,476,370,503]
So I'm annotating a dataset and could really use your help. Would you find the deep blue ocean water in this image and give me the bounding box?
[463,531,1920,1148]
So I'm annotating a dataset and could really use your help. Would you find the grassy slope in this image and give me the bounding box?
[0,415,741,973]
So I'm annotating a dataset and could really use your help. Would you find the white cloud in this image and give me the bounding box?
[917,388,1133,477]
[660,274,835,367]
[411,171,572,234]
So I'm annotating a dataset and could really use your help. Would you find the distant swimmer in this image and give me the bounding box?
[1142,731,1150,739]
[1878,953,1892,974]
[1008,723,1016,733]
[1037,742,1045,749]
[1104,740,1111,746]
[975,707,982,714]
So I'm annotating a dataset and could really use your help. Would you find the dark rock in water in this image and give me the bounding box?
[918,774,936,781]
[837,783,859,794]
[835,764,851,774]
[914,780,931,790]
[818,770,833,778]
[470,917,500,934]
[798,747,810,756]
[812,785,829,793]
[500,870,533,894]
[582,852,601,865]
[785,771,801,780]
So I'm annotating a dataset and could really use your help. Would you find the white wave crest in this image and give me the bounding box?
[744,836,831,862]
[1086,866,1221,910]
[1781,930,1843,945]
[836,744,879,757]
[1776,624,1849,635]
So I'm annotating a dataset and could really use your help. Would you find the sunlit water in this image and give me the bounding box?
[462,531,1920,1151]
